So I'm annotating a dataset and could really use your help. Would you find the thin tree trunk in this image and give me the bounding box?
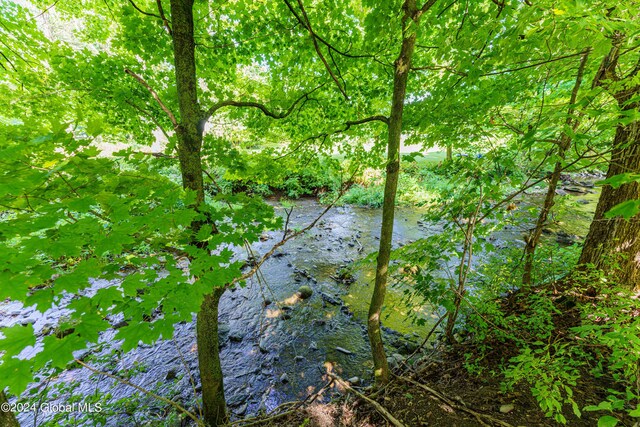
[522,51,589,285]
[368,0,423,386]
[196,288,227,426]
[169,0,228,424]
[579,118,640,290]
[446,144,452,161]
[0,392,19,427]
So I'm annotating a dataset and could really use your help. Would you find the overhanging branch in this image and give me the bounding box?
[201,84,323,123]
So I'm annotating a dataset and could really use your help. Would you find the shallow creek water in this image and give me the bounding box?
[0,184,598,425]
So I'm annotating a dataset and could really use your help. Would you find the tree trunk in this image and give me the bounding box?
[0,392,19,427]
[579,118,640,290]
[578,37,640,291]
[196,288,227,426]
[169,0,228,424]
[368,0,421,386]
[446,144,452,161]
[522,51,589,285]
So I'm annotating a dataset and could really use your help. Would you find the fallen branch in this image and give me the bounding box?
[327,373,407,427]
[395,375,514,427]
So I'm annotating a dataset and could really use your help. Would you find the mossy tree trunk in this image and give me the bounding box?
[578,36,640,291]
[579,118,640,290]
[0,391,19,427]
[169,0,228,425]
[196,289,227,426]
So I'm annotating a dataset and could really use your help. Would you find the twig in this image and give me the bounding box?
[328,373,407,427]
[399,313,446,373]
[172,338,202,420]
[74,359,203,426]
[155,0,172,35]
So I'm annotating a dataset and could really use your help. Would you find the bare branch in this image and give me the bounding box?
[31,0,60,20]
[412,50,588,78]
[125,68,177,127]
[275,115,389,159]
[75,359,203,426]
[228,171,358,288]
[411,64,467,76]
[0,51,16,71]
[592,32,624,89]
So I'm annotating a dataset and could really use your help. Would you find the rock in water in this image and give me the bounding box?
[297,285,313,299]
[280,373,289,383]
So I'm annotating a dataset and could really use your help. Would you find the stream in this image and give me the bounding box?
[0,176,600,426]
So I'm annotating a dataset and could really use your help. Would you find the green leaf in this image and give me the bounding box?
[0,324,35,358]
[597,415,619,427]
[599,173,640,189]
[605,200,640,220]
[35,334,87,370]
[0,357,33,394]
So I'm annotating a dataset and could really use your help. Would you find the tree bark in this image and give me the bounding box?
[578,36,640,291]
[579,118,640,290]
[0,391,19,427]
[368,0,422,386]
[522,51,589,285]
[169,1,228,425]
[196,288,227,426]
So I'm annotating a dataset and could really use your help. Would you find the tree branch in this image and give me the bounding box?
[156,0,172,36]
[228,171,358,288]
[593,33,624,89]
[124,100,173,142]
[124,68,177,127]
[201,84,323,123]
[127,0,160,18]
[275,115,389,159]
[412,51,589,78]
[75,359,203,426]
[420,0,440,15]
[283,0,349,99]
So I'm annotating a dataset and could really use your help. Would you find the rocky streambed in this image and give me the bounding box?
[0,178,599,426]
